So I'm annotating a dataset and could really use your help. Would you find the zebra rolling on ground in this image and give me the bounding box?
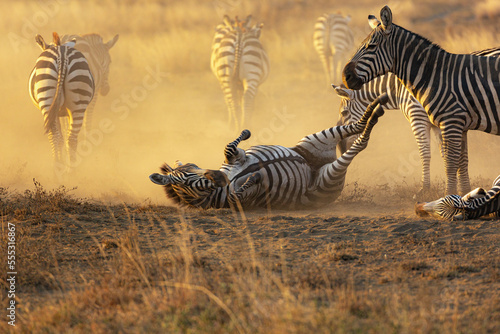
[149,94,388,210]
[313,13,354,85]
[333,48,500,198]
[211,15,269,130]
[29,32,94,170]
[60,33,118,133]
[342,5,500,195]
[415,175,500,220]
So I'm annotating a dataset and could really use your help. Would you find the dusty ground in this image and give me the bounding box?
[1,184,499,333]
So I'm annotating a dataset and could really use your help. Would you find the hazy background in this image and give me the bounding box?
[1,0,500,204]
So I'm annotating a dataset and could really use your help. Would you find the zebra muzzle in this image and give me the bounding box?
[415,202,429,216]
[342,62,364,90]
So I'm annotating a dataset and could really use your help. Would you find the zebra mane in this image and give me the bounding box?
[394,23,444,52]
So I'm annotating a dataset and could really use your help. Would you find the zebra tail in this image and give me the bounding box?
[44,49,66,134]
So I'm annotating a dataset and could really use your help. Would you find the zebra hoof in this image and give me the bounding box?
[240,129,251,140]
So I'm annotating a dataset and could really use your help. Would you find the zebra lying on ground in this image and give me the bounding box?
[313,13,354,86]
[29,32,94,170]
[342,5,500,195]
[333,48,500,198]
[211,15,269,130]
[61,33,119,133]
[149,95,389,210]
[415,175,500,220]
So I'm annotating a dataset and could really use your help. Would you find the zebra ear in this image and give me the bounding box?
[380,6,393,32]
[332,84,353,100]
[106,34,119,49]
[160,163,173,174]
[368,15,380,29]
[35,34,48,50]
[344,15,351,23]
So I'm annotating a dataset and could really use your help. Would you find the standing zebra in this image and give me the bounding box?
[29,32,94,170]
[313,13,354,85]
[415,175,500,220]
[60,33,119,133]
[343,5,500,195]
[149,95,388,210]
[211,15,269,130]
[333,48,500,197]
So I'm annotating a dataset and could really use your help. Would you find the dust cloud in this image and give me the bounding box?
[1,1,499,205]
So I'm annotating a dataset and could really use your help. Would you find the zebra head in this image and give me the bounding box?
[343,6,395,90]
[35,32,76,51]
[415,194,467,220]
[149,161,228,206]
[98,34,119,96]
[332,84,361,154]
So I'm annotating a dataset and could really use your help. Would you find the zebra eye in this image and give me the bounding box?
[341,109,350,117]
[366,43,378,50]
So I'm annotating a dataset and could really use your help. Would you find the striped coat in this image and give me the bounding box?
[333,47,500,197]
[211,15,269,129]
[313,13,354,85]
[29,33,94,169]
[343,5,500,195]
[149,95,389,210]
[416,175,500,220]
[60,33,119,132]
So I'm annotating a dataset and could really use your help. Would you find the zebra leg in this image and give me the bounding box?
[457,131,471,195]
[228,172,262,207]
[242,81,258,129]
[66,108,85,167]
[410,116,432,196]
[332,53,343,85]
[294,94,388,167]
[220,80,239,129]
[48,119,63,164]
[224,129,251,164]
[312,105,385,199]
[440,122,465,195]
[83,95,98,140]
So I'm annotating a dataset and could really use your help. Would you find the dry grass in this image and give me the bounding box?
[2,0,500,332]
[1,182,499,333]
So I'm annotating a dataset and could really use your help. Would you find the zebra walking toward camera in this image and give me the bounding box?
[29,32,94,170]
[333,46,500,198]
[211,15,270,130]
[60,33,118,132]
[149,95,389,210]
[342,5,500,195]
[313,13,354,85]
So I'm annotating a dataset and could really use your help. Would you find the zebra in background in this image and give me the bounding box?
[333,47,500,198]
[149,94,389,210]
[60,33,119,133]
[416,175,500,220]
[211,15,270,130]
[342,5,500,195]
[313,13,354,85]
[29,32,94,170]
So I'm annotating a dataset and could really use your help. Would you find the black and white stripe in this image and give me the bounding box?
[416,175,500,220]
[149,95,388,210]
[333,48,500,196]
[60,33,118,132]
[211,15,270,129]
[313,13,354,85]
[343,5,500,195]
[29,32,94,168]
